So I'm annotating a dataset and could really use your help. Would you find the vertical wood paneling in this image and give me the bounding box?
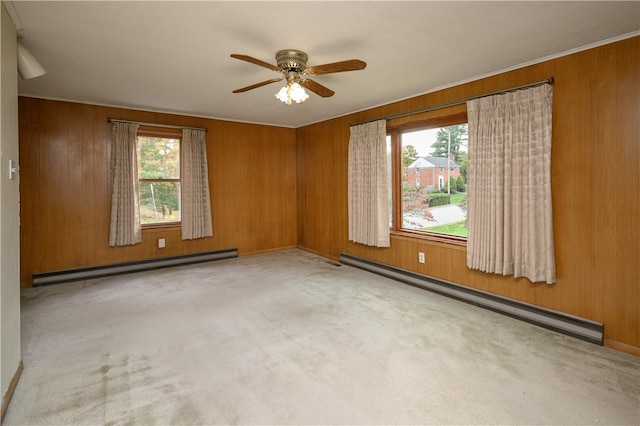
[84,104,107,265]
[39,101,69,271]
[19,101,297,286]
[296,122,345,260]
[18,98,41,276]
[592,44,620,337]
[296,37,639,353]
[530,52,588,315]
[68,103,85,266]
[615,37,640,348]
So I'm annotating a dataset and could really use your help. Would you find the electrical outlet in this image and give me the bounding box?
[418,252,425,263]
[158,238,165,248]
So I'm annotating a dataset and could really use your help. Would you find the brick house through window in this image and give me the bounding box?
[405,156,460,191]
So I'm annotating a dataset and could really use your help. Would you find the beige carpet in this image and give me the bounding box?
[4,249,639,425]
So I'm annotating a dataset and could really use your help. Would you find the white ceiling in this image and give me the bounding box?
[10,1,640,128]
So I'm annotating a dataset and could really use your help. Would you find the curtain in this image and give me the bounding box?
[348,120,390,248]
[466,84,555,284]
[109,122,141,247]
[181,128,213,240]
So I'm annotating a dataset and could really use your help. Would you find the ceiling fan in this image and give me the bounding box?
[230,49,366,104]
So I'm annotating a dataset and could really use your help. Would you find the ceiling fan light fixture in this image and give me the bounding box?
[275,81,309,105]
[232,49,365,102]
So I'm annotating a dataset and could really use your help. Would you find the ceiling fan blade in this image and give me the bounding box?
[233,78,283,93]
[304,59,366,76]
[230,54,282,72]
[300,79,335,98]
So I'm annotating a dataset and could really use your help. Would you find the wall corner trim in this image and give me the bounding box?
[1,360,23,422]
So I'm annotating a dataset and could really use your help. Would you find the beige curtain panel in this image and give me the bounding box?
[109,122,142,247]
[466,84,555,284]
[181,129,213,240]
[348,120,390,248]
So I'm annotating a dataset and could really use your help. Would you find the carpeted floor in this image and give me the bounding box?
[4,249,639,425]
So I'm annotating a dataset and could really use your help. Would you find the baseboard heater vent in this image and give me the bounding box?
[340,253,604,346]
[32,248,238,287]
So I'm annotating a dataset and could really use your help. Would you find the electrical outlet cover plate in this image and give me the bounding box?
[418,252,425,263]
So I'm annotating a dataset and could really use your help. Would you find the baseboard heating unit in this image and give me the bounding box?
[32,248,238,287]
[340,253,604,345]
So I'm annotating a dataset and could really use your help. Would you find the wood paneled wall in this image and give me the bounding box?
[296,37,639,354]
[19,100,297,287]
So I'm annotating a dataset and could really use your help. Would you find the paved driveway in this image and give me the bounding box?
[427,204,466,226]
[403,204,466,229]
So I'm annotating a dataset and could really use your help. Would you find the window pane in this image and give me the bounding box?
[387,134,393,227]
[400,124,468,238]
[137,135,181,226]
[139,181,181,224]
[137,137,180,179]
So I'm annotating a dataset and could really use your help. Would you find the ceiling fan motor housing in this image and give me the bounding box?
[276,50,308,71]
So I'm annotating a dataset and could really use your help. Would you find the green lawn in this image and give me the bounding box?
[424,220,467,237]
[450,192,466,205]
[420,192,467,236]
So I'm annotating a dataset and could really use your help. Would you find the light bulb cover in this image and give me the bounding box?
[17,43,46,80]
[275,85,291,104]
[275,81,309,105]
[289,82,309,103]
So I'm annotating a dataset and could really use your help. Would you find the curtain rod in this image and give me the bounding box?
[108,118,207,132]
[350,77,554,127]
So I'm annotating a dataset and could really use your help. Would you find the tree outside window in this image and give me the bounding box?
[137,136,181,225]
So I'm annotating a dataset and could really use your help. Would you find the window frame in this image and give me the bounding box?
[388,111,468,245]
[136,127,183,229]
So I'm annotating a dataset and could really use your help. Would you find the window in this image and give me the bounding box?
[388,115,468,241]
[137,134,181,226]
[386,135,393,227]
